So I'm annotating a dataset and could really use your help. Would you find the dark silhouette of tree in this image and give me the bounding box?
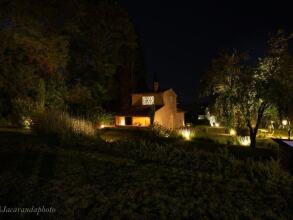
[0,0,147,122]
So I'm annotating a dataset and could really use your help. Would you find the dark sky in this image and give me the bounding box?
[120,0,293,104]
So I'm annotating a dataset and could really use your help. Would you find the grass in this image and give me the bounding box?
[0,128,292,219]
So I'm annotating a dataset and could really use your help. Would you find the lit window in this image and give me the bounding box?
[142,96,154,105]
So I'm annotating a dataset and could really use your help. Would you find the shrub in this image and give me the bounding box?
[178,127,198,140]
[11,97,36,126]
[32,110,96,144]
[89,107,114,127]
[151,123,178,138]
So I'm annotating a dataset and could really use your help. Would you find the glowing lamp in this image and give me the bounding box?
[230,129,236,136]
[22,117,32,129]
[215,122,220,127]
[282,120,288,126]
[181,129,191,141]
[237,136,251,146]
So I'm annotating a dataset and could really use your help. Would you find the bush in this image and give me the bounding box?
[32,110,96,144]
[11,97,36,126]
[150,123,178,138]
[88,107,114,127]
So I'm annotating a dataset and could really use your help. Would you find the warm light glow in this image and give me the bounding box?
[215,122,220,127]
[116,116,125,126]
[100,124,105,129]
[132,117,150,127]
[209,115,216,126]
[198,115,205,120]
[282,120,288,126]
[142,96,154,105]
[181,128,191,140]
[237,136,251,146]
[230,129,236,136]
[22,117,32,129]
[71,118,96,137]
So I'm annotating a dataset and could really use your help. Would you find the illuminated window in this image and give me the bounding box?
[116,116,125,126]
[142,96,154,105]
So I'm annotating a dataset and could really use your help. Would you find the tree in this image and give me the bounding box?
[262,30,293,124]
[201,31,293,148]
[0,0,147,123]
[65,0,146,112]
[200,50,248,130]
[37,79,46,113]
[0,17,69,121]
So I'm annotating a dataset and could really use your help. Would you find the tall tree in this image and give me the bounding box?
[0,0,147,122]
[201,31,293,148]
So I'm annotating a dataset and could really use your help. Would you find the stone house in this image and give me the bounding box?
[115,82,185,129]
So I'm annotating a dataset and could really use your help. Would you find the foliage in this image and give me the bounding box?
[264,30,293,122]
[32,110,96,144]
[36,79,46,113]
[150,123,179,138]
[201,31,293,148]
[11,97,36,125]
[65,0,147,111]
[0,12,69,122]
[90,108,114,126]
[0,131,292,219]
[0,0,147,123]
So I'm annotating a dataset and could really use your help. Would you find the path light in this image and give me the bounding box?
[100,124,105,129]
[181,128,191,141]
[282,120,288,126]
[230,129,236,136]
[215,122,220,127]
[209,115,216,126]
[237,136,251,146]
[22,117,32,129]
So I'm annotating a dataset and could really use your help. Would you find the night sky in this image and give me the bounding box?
[120,0,293,104]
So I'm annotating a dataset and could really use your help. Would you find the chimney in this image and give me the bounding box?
[153,81,159,92]
[153,72,159,92]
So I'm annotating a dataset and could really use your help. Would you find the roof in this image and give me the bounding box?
[132,88,173,95]
[116,105,163,117]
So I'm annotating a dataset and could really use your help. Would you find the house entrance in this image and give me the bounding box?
[125,117,132,125]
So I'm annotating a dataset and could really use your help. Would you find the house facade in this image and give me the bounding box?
[115,83,185,129]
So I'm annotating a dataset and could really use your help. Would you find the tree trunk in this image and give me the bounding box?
[247,102,267,150]
[249,128,256,149]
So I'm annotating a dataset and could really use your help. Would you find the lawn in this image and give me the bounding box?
[0,129,292,219]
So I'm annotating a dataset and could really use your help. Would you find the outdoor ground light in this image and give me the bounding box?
[282,120,288,126]
[230,129,236,136]
[237,136,251,146]
[181,128,191,140]
[22,117,32,129]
